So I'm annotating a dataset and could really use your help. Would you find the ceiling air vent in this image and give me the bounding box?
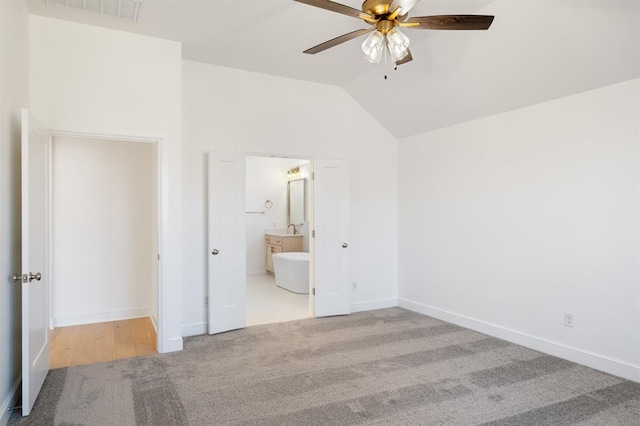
[44,0,142,22]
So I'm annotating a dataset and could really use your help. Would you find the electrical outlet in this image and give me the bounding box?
[564,312,573,328]
[352,281,358,291]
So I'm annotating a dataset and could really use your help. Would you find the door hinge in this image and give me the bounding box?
[312,230,315,238]
[157,254,160,260]
[312,172,315,181]
[312,287,315,296]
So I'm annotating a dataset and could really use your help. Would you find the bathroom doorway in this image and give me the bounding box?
[208,151,350,334]
[245,156,312,326]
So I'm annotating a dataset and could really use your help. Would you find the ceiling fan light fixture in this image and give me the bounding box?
[296,0,495,68]
[386,27,410,61]
[361,30,384,63]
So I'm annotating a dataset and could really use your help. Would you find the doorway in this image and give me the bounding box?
[48,135,159,367]
[245,156,312,326]
[207,151,351,336]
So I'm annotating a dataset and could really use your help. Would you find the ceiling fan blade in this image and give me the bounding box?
[395,49,413,66]
[303,28,375,54]
[405,15,494,30]
[294,0,375,21]
[390,0,420,16]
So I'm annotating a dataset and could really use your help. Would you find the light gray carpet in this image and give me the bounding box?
[9,308,640,425]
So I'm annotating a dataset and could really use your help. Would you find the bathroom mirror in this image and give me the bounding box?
[288,178,306,225]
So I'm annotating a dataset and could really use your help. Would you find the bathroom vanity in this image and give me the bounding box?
[265,233,303,274]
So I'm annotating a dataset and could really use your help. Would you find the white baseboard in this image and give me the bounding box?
[398,298,640,383]
[1,375,21,426]
[161,337,183,353]
[351,298,398,313]
[181,322,207,337]
[53,307,152,327]
[149,315,158,334]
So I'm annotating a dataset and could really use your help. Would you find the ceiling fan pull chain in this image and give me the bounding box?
[384,44,388,80]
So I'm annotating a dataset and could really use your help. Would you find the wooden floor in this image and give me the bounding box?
[50,317,157,369]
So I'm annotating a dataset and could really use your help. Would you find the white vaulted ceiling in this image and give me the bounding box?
[25,0,640,138]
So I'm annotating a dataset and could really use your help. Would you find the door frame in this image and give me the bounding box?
[243,152,317,318]
[45,127,169,352]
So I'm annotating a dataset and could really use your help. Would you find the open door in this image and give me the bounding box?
[313,159,350,317]
[21,109,50,416]
[207,151,246,334]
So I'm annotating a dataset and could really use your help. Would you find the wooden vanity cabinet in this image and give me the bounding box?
[265,234,303,274]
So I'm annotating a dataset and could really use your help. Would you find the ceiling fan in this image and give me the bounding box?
[294,0,494,67]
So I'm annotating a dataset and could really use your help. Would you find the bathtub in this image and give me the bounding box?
[272,252,309,294]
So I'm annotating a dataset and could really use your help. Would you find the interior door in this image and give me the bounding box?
[21,109,50,416]
[313,159,350,317]
[207,151,246,334]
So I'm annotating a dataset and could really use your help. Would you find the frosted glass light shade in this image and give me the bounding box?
[362,31,384,63]
[386,28,410,61]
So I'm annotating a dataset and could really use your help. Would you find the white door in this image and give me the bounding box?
[207,151,246,334]
[21,109,50,416]
[313,159,350,317]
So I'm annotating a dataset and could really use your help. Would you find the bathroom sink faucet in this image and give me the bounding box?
[288,224,297,235]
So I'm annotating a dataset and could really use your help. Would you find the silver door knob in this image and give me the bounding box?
[211,249,219,255]
[29,272,42,282]
[342,243,348,248]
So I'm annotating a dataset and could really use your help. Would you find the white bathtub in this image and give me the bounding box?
[272,252,309,294]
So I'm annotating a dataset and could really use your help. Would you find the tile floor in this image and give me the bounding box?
[246,273,309,326]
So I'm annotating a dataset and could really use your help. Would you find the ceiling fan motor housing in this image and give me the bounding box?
[362,0,392,16]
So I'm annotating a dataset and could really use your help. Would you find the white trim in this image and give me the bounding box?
[181,322,208,337]
[398,298,640,383]
[0,375,21,425]
[52,308,153,328]
[165,337,183,352]
[46,127,167,144]
[45,127,173,353]
[47,135,53,333]
[351,298,398,313]
[149,314,158,334]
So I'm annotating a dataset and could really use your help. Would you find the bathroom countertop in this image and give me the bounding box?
[265,231,301,237]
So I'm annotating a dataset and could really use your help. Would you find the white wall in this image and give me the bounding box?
[51,137,156,327]
[30,16,182,352]
[182,60,399,336]
[245,156,291,274]
[398,79,640,381]
[0,0,29,423]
